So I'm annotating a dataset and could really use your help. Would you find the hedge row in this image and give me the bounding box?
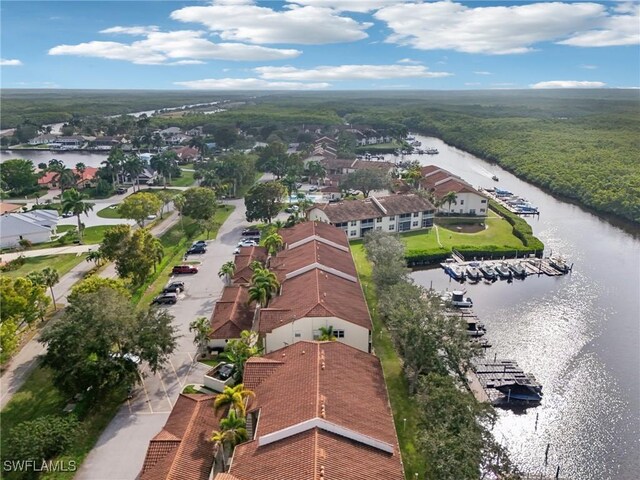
[488,200,545,252]
[405,244,541,267]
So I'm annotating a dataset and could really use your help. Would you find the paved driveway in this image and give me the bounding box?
[77,199,252,480]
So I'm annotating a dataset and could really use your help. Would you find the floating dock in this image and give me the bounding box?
[480,187,540,216]
[440,257,570,279]
[470,358,543,406]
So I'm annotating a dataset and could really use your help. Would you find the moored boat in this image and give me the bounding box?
[495,263,512,279]
[466,265,482,281]
[425,147,439,154]
[508,262,527,278]
[549,255,570,273]
[495,380,543,402]
[446,265,466,280]
[480,264,497,280]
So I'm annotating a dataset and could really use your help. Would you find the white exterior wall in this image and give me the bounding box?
[264,316,370,353]
[1,230,51,249]
[438,192,488,215]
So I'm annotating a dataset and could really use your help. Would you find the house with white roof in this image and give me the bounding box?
[0,209,59,248]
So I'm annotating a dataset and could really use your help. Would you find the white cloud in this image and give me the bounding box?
[530,80,606,89]
[1,58,23,66]
[49,29,300,64]
[167,60,205,66]
[580,64,598,69]
[100,25,161,36]
[175,77,330,90]
[558,3,639,47]
[465,82,481,86]
[473,71,492,75]
[254,64,452,81]
[397,58,422,65]
[374,1,618,54]
[287,0,399,13]
[170,3,371,44]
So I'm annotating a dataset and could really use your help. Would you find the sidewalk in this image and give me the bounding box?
[0,211,182,409]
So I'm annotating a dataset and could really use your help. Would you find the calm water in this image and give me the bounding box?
[0,149,109,168]
[402,136,640,479]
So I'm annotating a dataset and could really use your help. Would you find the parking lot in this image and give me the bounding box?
[77,198,254,480]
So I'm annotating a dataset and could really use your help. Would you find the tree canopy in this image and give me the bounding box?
[0,158,38,195]
[118,192,162,227]
[244,181,285,223]
[182,186,218,221]
[342,169,389,198]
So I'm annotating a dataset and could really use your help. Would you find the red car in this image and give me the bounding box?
[172,265,198,274]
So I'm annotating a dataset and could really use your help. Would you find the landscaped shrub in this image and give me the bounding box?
[4,415,80,464]
[0,256,26,272]
[489,201,545,252]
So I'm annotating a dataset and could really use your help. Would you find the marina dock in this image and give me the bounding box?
[480,187,541,216]
[440,256,571,280]
[471,358,543,406]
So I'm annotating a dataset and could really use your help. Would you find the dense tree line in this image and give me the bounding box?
[364,231,520,479]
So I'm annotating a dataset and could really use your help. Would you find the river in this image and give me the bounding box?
[397,135,639,479]
[0,149,109,168]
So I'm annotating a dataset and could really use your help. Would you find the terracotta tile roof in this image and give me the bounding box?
[37,166,98,186]
[209,286,255,340]
[313,194,435,224]
[233,246,267,285]
[431,178,483,197]
[319,157,356,172]
[258,268,371,332]
[227,342,404,480]
[352,159,395,172]
[278,221,349,250]
[140,394,223,480]
[0,202,23,214]
[419,164,445,177]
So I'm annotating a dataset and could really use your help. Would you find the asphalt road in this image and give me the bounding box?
[76,198,252,480]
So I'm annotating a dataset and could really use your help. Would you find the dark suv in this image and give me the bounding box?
[187,245,207,255]
[172,265,198,274]
[162,281,185,293]
[151,292,178,305]
[242,228,260,237]
[217,363,234,380]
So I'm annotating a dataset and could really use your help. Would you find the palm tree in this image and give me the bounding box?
[318,325,337,341]
[249,260,263,272]
[102,148,124,186]
[220,409,249,448]
[61,188,95,241]
[262,233,283,255]
[218,261,236,286]
[122,154,144,192]
[404,166,422,188]
[306,161,326,185]
[214,384,255,416]
[173,193,186,231]
[41,267,60,311]
[148,236,164,273]
[189,317,212,360]
[75,162,86,178]
[86,249,104,267]
[210,430,229,472]
[247,284,269,307]
[272,220,286,230]
[441,191,458,215]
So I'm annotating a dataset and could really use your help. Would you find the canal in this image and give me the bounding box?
[398,135,639,479]
[0,149,109,168]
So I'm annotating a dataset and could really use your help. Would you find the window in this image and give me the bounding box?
[389,225,395,231]
[334,330,345,338]
[400,213,411,219]
[470,209,476,215]
[294,332,301,338]
[350,221,357,226]
[413,212,419,217]
[376,217,382,223]
[412,221,419,227]
[389,216,395,221]
[423,210,434,215]
[335,222,347,228]
[481,199,487,204]
[350,230,357,236]
[422,218,433,228]
[480,208,486,213]
[460,200,464,205]
[375,226,382,231]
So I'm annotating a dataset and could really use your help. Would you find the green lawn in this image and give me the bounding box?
[0,367,127,480]
[1,254,86,280]
[350,242,425,479]
[134,205,235,306]
[82,225,116,244]
[170,169,195,187]
[96,204,123,219]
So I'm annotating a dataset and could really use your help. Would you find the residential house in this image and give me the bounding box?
[0,210,58,248]
[137,167,158,185]
[257,222,372,353]
[185,126,203,136]
[166,134,192,146]
[208,286,257,351]
[173,146,199,163]
[50,136,84,149]
[308,193,436,239]
[139,394,224,480]
[38,166,99,190]
[419,166,488,215]
[92,136,121,150]
[215,341,404,480]
[232,246,268,285]
[0,202,23,214]
[160,127,182,136]
[28,134,57,145]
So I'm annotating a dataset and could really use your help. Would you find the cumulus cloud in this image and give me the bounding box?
[0,58,23,66]
[374,1,635,54]
[170,3,371,44]
[558,3,639,47]
[49,29,300,64]
[287,0,399,13]
[530,80,606,89]
[100,25,160,35]
[254,64,452,80]
[397,58,422,64]
[175,77,330,90]
[580,64,598,69]
[473,71,492,75]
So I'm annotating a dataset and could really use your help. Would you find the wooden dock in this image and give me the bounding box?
[471,358,542,406]
[440,257,569,277]
[480,188,540,216]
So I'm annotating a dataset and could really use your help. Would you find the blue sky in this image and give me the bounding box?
[1,0,638,90]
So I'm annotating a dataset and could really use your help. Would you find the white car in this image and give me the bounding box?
[233,247,241,255]
[237,239,258,247]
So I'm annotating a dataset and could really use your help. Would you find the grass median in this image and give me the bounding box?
[350,241,425,479]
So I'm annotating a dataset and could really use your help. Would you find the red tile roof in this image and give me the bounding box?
[209,286,255,340]
[278,221,349,250]
[313,194,435,224]
[37,166,98,186]
[140,394,223,480]
[233,246,267,285]
[258,268,371,332]
[431,178,483,197]
[226,341,404,480]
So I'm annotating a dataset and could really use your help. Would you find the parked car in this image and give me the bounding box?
[233,247,241,255]
[237,239,258,247]
[111,352,141,365]
[308,186,318,192]
[187,245,207,255]
[162,281,185,293]
[217,363,235,380]
[242,228,260,237]
[146,214,157,220]
[192,240,207,246]
[116,187,127,194]
[61,211,74,218]
[172,265,198,274]
[151,292,178,305]
[284,205,299,213]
